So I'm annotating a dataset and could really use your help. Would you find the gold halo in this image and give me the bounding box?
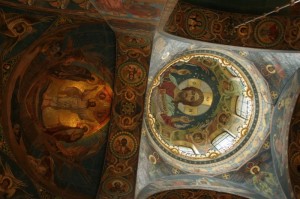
[250,165,260,175]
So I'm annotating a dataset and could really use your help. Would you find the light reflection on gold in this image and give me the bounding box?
[146,52,255,161]
[187,78,201,88]
[42,75,113,138]
[202,92,213,106]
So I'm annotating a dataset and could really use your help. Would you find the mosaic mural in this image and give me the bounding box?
[137,173,262,199]
[90,0,168,32]
[136,34,286,199]
[183,0,288,15]
[147,189,247,199]
[288,90,300,199]
[0,151,40,199]
[137,132,284,199]
[146,51,255,161]
[271,69,300,199]
[215,136,284,199]
[0,0,99,16]
[90,0,165,21]
[164,1,300,50]
[97,32,153,199]
[1,4,116,198]
[1,1,300,199]
[145,49,271,175]
[238,51,300,104]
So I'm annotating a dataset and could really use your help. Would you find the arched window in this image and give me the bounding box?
[236,95,252,119]
[212,132,235,153]
[178,146,195,154]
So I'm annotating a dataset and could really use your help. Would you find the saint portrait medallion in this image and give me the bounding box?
[254,18,284,47]
[103,177,132,196]
[110,132,138,159]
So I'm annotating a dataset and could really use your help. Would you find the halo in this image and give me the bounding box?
[112,180,124,186]
[177,78,213,116]
[250,165,260,175]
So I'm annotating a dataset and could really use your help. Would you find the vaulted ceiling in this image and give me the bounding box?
[0,0,300,199]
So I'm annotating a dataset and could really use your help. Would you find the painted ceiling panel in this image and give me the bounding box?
[136,31,297,199]
[0,3,116,198]
[288,87,300,199]
[89,0,168,31]
[147,189,247,199]
[0,0,99,16]
[0,0,300,199]
[0,150,40,198]
[271,69,300,199]
[183,0,298,15]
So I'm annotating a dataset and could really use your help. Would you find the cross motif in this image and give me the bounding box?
[263,141,270,149]
[239,51,248,57]
[172,167,180,175]
[222,173,230,180]
[271,91,278,99]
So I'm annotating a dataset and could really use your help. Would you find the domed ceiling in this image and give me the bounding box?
[136,31,300,199]
[145,49,270,174]
[0,3,116,198]
[0,0,300,199]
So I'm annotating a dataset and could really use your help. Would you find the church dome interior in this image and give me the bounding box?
[0,0,300,199]
[145,49,270,174]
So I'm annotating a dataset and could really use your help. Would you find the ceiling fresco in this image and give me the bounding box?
[146,51,256,163]
[165,1,300,50]
[137,130,284,199]
[147,189,247,199]
[89,0,168,32]
[288,87,300,199]
[0,0,300,199]
[0,3,116,198]
[271,69,300,199]
[240,51,300,104]
[144,48,271,175]
[183,0,294,15]
[96,31,154,198]
[0,0,99,17]
[0,150,40,199]
[135,32,300,199]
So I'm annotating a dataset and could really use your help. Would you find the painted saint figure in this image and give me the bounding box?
[250,166,278,198]
[158,67,203,128]
[115,138,131,155]
[42,86,98,122]
[44,126,88,143]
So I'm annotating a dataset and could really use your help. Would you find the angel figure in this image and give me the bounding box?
[0,10,53,55]
[0,159,27,198]
[42,86,98,122]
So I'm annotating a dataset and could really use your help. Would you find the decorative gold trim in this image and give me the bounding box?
[146,52,255,161]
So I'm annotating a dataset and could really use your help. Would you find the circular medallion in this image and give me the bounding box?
[185,9,207,38]
[110,132,137,158]
[118,62,146,86]
[254,18,284,47]
[145,49,269,174]
[102,177,132,196]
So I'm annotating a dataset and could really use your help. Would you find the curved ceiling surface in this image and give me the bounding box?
[147,189,247,199]
[1,15,115,198]
[183,0,295,15]
[145,49,270,174]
